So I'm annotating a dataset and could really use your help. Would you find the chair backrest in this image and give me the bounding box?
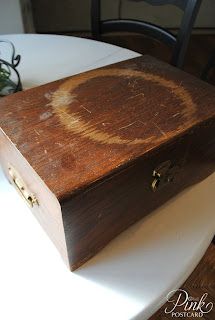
[129,0,186,10]
[91,0,202,68]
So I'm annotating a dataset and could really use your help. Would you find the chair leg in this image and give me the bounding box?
[91,0,101,39]
[201,50,215,81]
[171,0,202,68]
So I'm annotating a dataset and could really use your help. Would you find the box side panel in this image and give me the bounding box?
[62,119,215,270]
[0,129,69,268]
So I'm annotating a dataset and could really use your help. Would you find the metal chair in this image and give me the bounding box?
[91,0,202,68]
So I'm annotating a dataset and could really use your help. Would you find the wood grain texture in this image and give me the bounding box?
[0,129,69,267]
[0,55,215,200]
[62,119,215,269]
[0,55,215,270]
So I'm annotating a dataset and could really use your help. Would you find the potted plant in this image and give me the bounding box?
[0,40,22,97]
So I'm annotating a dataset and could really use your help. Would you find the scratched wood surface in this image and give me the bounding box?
[0,55,215,270]
[0,55,215,201]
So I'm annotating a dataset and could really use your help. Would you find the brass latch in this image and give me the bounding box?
[8,165,38,208]
[151,160,180,192]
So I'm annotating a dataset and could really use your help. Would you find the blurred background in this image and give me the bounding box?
[0,0,214,83]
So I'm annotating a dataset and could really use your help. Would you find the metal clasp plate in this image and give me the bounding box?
[8,165,38,208]
[151,160,180,192]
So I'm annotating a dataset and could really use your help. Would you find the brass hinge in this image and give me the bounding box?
[8,165,38,208]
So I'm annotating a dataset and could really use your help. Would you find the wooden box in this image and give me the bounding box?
[0,56,215,270]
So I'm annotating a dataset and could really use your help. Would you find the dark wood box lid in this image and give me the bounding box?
[0,55,215,200]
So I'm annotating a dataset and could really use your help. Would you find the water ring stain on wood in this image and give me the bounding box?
[49,68,197,145]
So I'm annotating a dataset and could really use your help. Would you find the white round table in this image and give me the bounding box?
[0,34,214,320]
